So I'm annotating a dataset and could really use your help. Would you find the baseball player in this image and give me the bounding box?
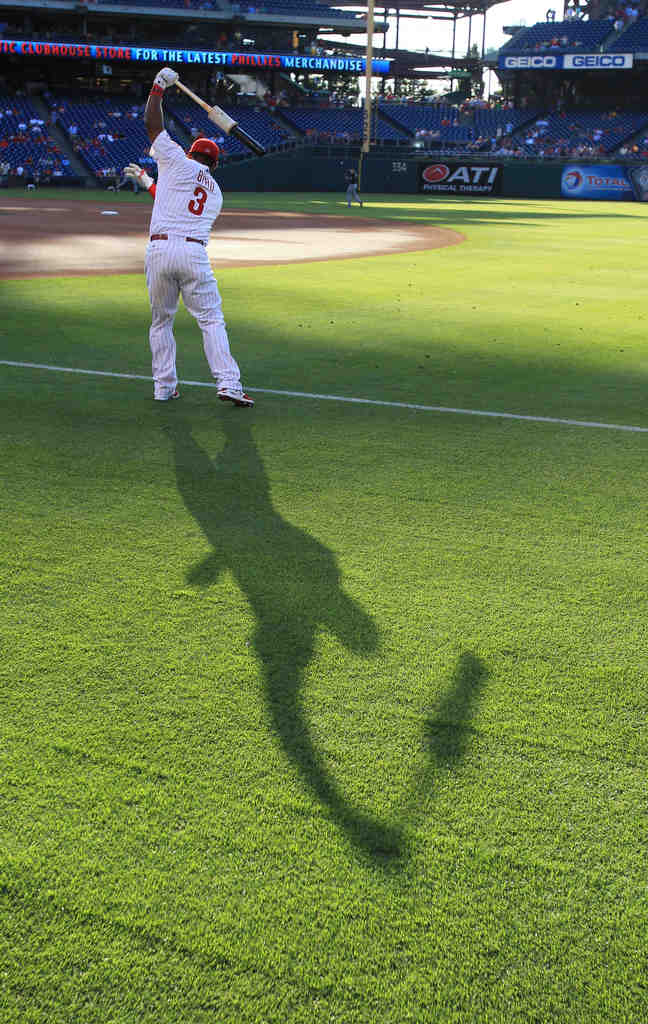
[138,67,253,406]
[124,162,155,196]
[115,166,142,193]
[344,167,363,208]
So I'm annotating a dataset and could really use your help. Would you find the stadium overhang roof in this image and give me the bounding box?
[318,35,477,69]
[329,0,509,15]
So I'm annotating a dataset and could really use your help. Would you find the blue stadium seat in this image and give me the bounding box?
[0,94,75,180]
[46,95,156,179]
[378,102,479,147]
[609,17,648,50]
[500,19,614,54]
[512,110,648,156]
[165,98,297,156]
[281,105,408,141]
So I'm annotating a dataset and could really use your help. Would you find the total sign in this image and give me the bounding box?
[420,163,502,195]
[561,164,634,200]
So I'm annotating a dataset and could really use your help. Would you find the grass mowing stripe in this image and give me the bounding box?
[3,358,648,434]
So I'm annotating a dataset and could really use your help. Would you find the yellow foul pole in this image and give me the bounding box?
[359,0,375,188]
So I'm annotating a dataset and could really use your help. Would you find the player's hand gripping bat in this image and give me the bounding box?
[175,79,266,157]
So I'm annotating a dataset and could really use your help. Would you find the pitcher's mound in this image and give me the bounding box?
[0,199,464,278]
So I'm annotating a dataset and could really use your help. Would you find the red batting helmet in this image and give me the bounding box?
[187,137,220,166]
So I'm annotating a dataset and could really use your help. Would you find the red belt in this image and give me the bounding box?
[150,233,205,246]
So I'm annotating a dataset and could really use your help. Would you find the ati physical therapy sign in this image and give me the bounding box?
[0,39,391,74]
[500,53,633,70]
[420,163,502,195]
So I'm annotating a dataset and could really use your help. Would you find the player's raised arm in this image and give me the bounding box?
[144,68,178,144]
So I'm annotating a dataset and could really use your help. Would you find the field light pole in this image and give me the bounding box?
[359,0,375,191]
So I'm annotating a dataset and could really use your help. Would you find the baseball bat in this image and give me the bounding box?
[175,79,266,157]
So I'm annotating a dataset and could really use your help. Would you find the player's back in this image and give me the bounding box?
[150,130,222,243]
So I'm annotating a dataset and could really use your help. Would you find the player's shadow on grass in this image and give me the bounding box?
[161,411,403,863]
[421,651,488,783]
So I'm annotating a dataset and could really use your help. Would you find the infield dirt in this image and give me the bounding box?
[0,199,463,278]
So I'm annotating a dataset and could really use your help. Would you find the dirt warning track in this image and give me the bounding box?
[0,199,463,278]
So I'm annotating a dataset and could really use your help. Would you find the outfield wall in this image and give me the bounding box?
[215,153,414,195]
[3,155,642,202]
[216,154,646,202]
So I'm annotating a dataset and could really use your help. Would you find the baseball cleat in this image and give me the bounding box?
[154,389,180,401]
[218,387,254,408]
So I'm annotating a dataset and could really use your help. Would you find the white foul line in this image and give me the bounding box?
[2,359,648,435]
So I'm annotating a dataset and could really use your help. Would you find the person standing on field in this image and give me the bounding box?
[143,67,254,406]
[345,166,363,208]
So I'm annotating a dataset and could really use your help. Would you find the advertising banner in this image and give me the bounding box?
[499,53,633,71]
[561,165,635,200]
[628,165,648,201]
[420,162,502,195]
[0,39,391,74]
[563,53,633,69]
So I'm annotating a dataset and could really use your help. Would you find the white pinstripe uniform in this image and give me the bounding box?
[146,130,242,399]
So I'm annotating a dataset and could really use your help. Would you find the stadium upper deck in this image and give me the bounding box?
[0,0,367,27]
[499,11,648,57]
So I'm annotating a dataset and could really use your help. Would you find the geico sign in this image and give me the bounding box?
[563,53,632,69]
[504,56,558,69]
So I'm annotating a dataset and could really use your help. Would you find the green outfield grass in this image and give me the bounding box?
[2,193,648,1023]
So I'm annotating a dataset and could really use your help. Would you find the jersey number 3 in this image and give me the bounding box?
[188,186,208,215]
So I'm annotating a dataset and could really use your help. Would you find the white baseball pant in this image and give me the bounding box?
[145,238,242,399]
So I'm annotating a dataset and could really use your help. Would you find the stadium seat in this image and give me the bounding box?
[511,109,648,157]
[45,95,156,180]
[281,105,409,142]
[500,19,615,54]
[165,98,297,156]
[0,94,75,181]
[608,17,648,51]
